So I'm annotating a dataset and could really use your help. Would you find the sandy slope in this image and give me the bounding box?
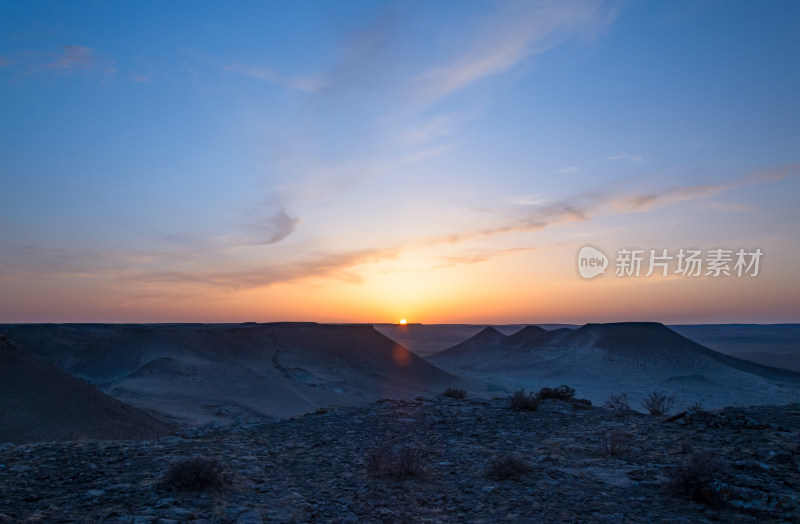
[429,322,800,410]
[0,334,173,443]
[0,323,463,425]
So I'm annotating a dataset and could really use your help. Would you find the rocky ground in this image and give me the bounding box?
[0,396,798,523]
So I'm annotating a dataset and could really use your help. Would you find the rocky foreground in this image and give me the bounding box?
[0,397,798,523]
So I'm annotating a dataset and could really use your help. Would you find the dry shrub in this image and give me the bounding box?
[536,385,575,401]
[666,450,725,506]
[161,456,227,491]
[604,392,631,412]
[441,388,467,400]
[485,454,532,480]
[366,446,424,478]
[602,429,633,456]
[509,389,540,411]
[641,391,676,416]
[688,402,704,412]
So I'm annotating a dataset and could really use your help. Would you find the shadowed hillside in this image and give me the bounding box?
[430,322,800,409]
[670,324,800,372]
[0,334,173,443]
[0,323,462,425]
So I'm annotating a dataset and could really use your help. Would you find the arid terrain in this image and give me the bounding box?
[1,396,798,523]
[1,322,799,522]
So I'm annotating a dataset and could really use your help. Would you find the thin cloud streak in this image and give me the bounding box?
[606,153,642,161]
[224,63,323,92]
[46,45,96,70]
[417,0,614,100]
[125,167,787,291]
[243,207,301,246]
[5,164,788,294]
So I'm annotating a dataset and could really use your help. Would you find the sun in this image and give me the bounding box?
[399,318,407,325]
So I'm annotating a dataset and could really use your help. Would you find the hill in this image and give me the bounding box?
[0,334,173,443]
[0,323,462,425]
[430,322,800,409]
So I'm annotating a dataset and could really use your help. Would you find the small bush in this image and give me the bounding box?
[536,385,575,401]
[509,389,540,411]
[666,450,724,506]
[573,398,592,407]
[604,392,631,412]
[641,391,676,416]
[441,388,466,400]
[688,402,704,412]
[485,454,532,480]
[161,457,227,491]
[602,429,632,456]
[366,446,424,478]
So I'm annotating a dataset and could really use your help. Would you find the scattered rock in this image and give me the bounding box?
[0,398,797,522]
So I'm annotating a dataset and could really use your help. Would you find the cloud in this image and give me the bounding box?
[224,63,323,92]
[417,1,614,100]
[606,153,643,162]
[434,246,543,269]
[313,8,404,96]
[746,162,800,183]
[127,247,399,290]
[558,166,580,173]
[129,72,152,83]
[8,45,117,78]
[46,45,96,70]
[7,164,786,294]
[158,204,301,250]
[608,184,724,212]
[243,207,301,245]
[0,55,11,67]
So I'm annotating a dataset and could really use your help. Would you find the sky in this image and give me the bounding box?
[1,0,798,324]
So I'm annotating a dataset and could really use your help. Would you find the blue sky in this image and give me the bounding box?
[1,1,798,323]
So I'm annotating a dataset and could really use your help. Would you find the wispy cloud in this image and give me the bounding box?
[417,1,615,100]
[129,72,152,83]
[606,153,642,162]
[46,45,96,70]
[558,166,580,173]
[746,162,800,183]
[159,204,301,250]
[241,207,301,245]
[6,164,787,293]
[224,63,323,92]
[608,184,724,212]
[5,45,117,78]
[127,247,400,290]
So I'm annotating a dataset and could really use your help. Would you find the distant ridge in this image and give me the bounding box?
[0,334,173,443]
[0,323,463,425]
[429,321,800,409]
[506,325,549,346]
[571,322,800,381]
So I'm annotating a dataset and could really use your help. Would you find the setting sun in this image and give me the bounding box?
[399,319,407,325]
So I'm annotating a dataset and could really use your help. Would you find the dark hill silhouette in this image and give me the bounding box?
[430,326,508,362]
[0,334,173,443]
[506,325,548,346]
